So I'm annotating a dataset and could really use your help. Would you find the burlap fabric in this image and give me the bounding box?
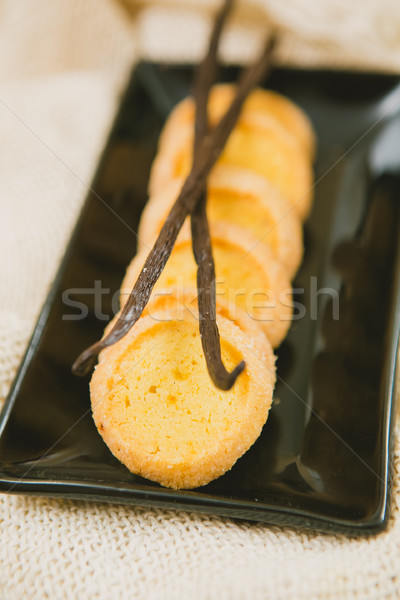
[1,1,399,598]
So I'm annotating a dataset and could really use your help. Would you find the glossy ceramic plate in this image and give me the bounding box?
[1,63,400,535]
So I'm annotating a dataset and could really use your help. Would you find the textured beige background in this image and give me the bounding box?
[0,1,399,599]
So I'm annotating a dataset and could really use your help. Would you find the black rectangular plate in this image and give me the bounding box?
[1,63,400,535]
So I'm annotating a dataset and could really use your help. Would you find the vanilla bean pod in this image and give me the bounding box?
[190,0,245,390]
[72,31,275,377]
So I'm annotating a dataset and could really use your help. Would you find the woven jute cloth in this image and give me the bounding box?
[1,1,400,598]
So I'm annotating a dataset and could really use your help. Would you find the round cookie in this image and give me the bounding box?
[158,84,315,160]
[139,287,268,353]
[138,165,303,278]
[149,116,313,221]
[90,311,276,489]
[120,222,293,348]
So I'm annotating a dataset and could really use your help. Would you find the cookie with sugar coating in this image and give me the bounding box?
[149,113,313,220]
[121,222,293,348]
[138,165,303,279]
[158,83,315,160]
[139,287,268,354]
[90,311,276,489]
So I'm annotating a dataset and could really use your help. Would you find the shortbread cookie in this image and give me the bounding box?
[149,117,313,220]
[138,165,303,278]
[90,312,276,489]
[121,222,293,347]
[158,84,315,159]
[140,287,268,352]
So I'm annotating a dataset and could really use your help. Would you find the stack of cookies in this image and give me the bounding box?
[90,84,315,489]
